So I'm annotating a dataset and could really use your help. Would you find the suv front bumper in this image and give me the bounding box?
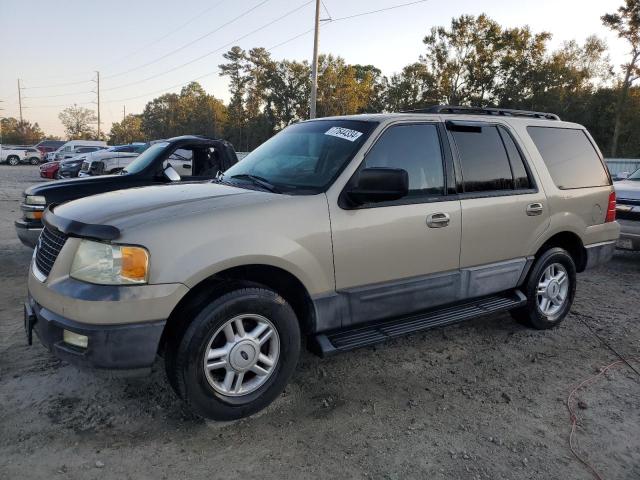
[25,295,165,369]
[15,220,42,248]
[27,263,189,369]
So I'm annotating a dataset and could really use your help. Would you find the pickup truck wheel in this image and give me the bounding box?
[7,156,20,166]
[511,247,576,329]
[166,287,301,420]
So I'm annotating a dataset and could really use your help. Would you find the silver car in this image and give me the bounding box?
[614,168,640,250]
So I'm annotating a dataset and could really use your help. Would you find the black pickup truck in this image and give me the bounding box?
[15,135,238,248]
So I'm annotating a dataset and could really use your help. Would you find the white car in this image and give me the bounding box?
[1,146,31,165]
[78,143,148,176]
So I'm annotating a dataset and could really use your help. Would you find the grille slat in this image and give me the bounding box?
[35,226,67,277]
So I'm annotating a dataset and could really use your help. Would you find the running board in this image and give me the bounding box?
[310,290,526,357]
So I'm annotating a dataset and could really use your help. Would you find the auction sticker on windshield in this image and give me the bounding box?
[325,126,363,142]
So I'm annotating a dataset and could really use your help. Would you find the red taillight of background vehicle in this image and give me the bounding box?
[605,191,616,223]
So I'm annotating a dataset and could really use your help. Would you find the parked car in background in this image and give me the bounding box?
[39,161,62,179]
[614,167,640,250]
[34,140,65,159]
[12,147,43,165]
[77,143,149,177]
[1,146,38,165]
[50,140,107,161]
[22,107,619,420]
[15,136,238,247]
[57,154,88,178]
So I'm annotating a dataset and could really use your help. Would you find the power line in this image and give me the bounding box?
[20,78,94,90]
[103,0,270,80]
[101,0,228,70]
[103,0,314,92]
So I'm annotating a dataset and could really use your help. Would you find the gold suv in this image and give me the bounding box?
[24,106,619,420]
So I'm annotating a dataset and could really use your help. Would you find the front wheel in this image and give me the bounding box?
[165,287,301,420]
[29,157,40,165]
[511,247,576,329]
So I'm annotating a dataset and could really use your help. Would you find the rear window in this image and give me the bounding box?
[527,127,610,189]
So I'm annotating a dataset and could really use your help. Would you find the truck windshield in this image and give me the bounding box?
[628,168,640,180]
[223,119,377,194]
[122,142,169,175]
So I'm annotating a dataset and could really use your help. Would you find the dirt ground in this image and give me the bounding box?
[0,165,638,480]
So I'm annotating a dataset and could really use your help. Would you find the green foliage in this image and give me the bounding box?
[108,114,144,144]
[0,117,45,144]
[58,104,98,140]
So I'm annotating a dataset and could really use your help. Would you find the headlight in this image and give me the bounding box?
[25,195,46,205]
[70,240,149,285]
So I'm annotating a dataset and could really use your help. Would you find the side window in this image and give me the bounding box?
[450,124,513,192]
[164,148,193,177]
[498,127,532,190]
[362,123,445,198]
[527,127,610,189]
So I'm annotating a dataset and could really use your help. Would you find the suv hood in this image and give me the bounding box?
[614,179,640,201]
[52,182,271,232]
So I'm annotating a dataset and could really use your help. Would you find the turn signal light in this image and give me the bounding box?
[121,246,149,282]
[605,191,616,223]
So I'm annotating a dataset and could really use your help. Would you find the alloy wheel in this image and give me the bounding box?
[203,314,280,397]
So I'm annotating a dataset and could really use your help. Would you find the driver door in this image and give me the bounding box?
[328,122,462,326]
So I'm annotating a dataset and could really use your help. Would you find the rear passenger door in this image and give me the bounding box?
[447,121,549,294]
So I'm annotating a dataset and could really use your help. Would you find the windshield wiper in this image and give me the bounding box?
[229,174,281,193]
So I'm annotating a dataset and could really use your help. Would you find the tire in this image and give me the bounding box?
[511,247,576,329]
[29,157,40,165]
[7,156,19,166]
[165,287,301,420]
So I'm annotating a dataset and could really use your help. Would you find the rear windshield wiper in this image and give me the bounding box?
[229,174,281,193]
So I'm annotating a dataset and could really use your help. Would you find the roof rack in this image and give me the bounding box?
[402,105,560,121]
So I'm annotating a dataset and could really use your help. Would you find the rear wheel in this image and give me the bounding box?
[7,156,19,166]
[29,157,40,165]
[165,287,301,420]
[511,247,576,329]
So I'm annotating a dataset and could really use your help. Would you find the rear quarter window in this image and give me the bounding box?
[527,127,610,189]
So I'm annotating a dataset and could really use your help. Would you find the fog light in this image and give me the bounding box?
[63,330,88,348]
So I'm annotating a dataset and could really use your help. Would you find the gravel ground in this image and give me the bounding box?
[0,165,638,480]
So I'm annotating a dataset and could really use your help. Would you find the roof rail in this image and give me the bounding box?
[402,105,560,121]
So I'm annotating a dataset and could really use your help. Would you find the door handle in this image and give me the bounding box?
[526,203,544,216]
[426,212,450,228]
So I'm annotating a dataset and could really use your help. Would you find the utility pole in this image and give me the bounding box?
[309,0,320,119]
[123,105,126,122]
[95,71,101,140]
[17,79,23,122]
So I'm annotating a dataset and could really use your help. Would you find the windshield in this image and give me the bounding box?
[628,168,640,180]
[122,142,169,174]
[223,120,377,194]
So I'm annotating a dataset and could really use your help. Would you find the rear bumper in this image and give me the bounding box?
[584,241,616,269]
[26,295,165,369]
[14,220,42,248]
[616,219,640,251]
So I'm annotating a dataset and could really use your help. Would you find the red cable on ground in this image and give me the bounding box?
[566,357,640,480]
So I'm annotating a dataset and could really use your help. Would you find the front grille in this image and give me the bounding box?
[35,226,67,277]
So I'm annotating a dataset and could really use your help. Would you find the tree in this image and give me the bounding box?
[219,47,250,149]
[0,117,45,144]
[58,104,97,140]
[109,114,144,144]
[602,0,640,156]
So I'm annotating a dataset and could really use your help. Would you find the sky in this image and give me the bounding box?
[0,0,629,138]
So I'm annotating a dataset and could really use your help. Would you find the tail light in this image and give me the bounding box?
[605,191,616,223]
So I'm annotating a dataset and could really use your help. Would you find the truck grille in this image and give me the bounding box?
[35,226,67,277]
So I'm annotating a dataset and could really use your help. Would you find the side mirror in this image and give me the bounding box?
[163,165,181,182]
[345,167,409,206]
